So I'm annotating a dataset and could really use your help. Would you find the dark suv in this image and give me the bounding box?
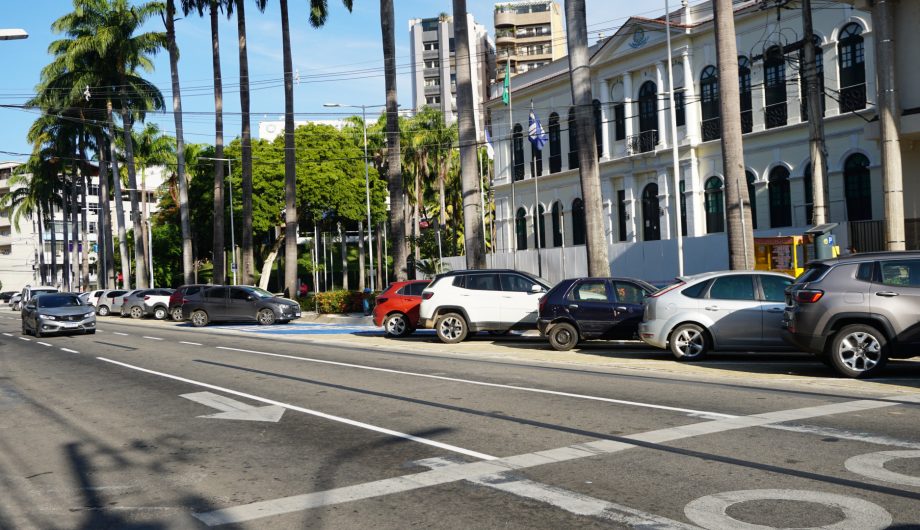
[783,251,920,378]
[181,285,301,327]
[169,284,208,321]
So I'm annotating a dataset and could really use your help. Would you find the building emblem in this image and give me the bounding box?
[629,27,649,49]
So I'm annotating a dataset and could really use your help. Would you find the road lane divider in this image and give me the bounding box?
[2,332,12,337]
[61,348,79,354]
[180,341,202,346]
[19,337,31,341]
[96,357,496,461]
[142,336,164,341]
[113,332,128,336]
[37,341,51,347]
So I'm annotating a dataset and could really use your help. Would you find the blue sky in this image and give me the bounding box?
[0,0,667,161]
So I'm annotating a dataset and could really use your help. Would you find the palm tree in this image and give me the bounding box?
[379,0,407,281]
[133,123,175,285]
[162,0,195,285]
[255,0,354,297]
[228,0,255,285]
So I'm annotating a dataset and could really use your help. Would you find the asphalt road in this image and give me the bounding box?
[1,312,919,529]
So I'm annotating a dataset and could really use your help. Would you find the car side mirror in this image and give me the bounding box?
[24,304,35,311]
[531,284,543,293]
[247,295,255,301]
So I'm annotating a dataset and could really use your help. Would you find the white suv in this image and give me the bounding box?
[419,269,551,343]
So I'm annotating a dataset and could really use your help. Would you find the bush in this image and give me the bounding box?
[299,290,380,314]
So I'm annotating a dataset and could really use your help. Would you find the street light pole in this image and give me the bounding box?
[199,157,237,285]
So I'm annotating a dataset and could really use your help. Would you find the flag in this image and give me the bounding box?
[501,62,511,105]
[528,105,548,151]
[484,128,495,160]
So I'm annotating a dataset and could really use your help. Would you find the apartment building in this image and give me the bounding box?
[494,0,566,82]
[409,14,496,135]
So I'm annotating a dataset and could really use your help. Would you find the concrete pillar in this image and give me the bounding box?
[598,79,611,160]
[656,61,668,147]
[623,71,634,141]
[682,50,700,144]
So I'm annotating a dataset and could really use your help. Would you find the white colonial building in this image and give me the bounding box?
[482,0,893,284]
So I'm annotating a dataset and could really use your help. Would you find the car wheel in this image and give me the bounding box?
[34,325,43,339]
[130,305,144,319]
[669,323,709,361]
[190,310,209,328]
[97,305,110,317]
[170,307,184,321]
[383,312,412,338]
[829,324,888,379]
[153,307,168,320]
[548,322,579,351]
[257,308,277,326]
[435,312,468,344]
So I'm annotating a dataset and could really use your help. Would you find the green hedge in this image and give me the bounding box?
[298,290,380,314]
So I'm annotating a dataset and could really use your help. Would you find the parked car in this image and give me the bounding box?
[83,289,104,307]
[9,293,22,310]
[143,288,175,320]
[181,285,301,327]
[14,285,58,311]
[538,277,658,351]
[95,289,128,316]
[0,291,17,303]
[638,270,794,360]
[419,269,552,344]
[121,289,173,319]
[169,284,208,321]
[783,251,920,378]
[373,280,430,337]
[21,292,96,337]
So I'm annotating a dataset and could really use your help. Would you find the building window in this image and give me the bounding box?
[551,201,563,247]
[567,107,579,170]
[572,198,586,245]
[675,91,686,127]
[613,103,625,141]
[803,163,814,225]
[705,176,725,234]
[700,65,720,141]
[636,81,658,152]
[513,124,524,181]
[764,46,788,129]
[534,204,546,248]
[425,96,440,105]
[679,181,687,236]
[617,189,627,242]
[423,42,438,51]
[641,183,660,241]
[844,154,872,221]
[746,170,758,230]
[89,221,97,234]
[515,207,528,250]
[739,56,753,133]
[424,60,439,69]
[424,77,439,87]
[838,23,866,112]
[799,35,825,122]
[768,166,792,228]
[593,99,603,158]
[548,113,561,173]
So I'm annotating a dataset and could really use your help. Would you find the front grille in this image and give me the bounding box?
[64,314,85,322]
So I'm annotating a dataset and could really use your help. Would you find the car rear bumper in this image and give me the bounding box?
[637,321,668,349]
[781,330,827,354]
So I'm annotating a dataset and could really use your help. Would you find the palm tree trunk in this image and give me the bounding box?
[118,101,148,288]
[565,0,609,276]
[357,220,365,291]
[413,169,420,264]
[280,0,298,298]
[165,0,194,285]
[339,222,348,290]
[713,0,754,268]
[81,171,90,289]
[62,175,71,291]
[236,0,254,286]
[70,162,79,290]
[376,222,383,288]
[36,205,46,284]
[380,0,407,281]
[97,133,115,289]
[50,203,58,287]
[451,0,486,268]
[140,164,150,286]
[258,231,284,291]
[108,100,131,289]
[210,2,226,285]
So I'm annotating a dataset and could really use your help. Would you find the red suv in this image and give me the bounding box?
[373,280,429,337]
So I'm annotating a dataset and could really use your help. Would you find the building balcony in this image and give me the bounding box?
[496,33,516,46]
[626,130,659,155]
[494,11,516,27]
[701,117,721,142]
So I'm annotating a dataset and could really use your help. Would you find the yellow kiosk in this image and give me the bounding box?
[754,236,809,277]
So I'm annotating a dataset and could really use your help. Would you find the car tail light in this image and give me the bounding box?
[122,297,128,303]
[648,282,684,298]
[794,289,824,303]
[422,292,434,300]
[182,297,190,305]
[144,295,151,301]
[169,292,181,304]
[538,295,548,313]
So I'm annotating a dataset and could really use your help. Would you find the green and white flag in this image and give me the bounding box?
[501,61,511,105]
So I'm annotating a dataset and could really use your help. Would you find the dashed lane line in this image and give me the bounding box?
[18,337,31,341]
[113,332,128,336]
[180,341,202,346]
[2,332,12,336]
[37,341,51,347]
[142,336,163,341]
[61,348,79,354]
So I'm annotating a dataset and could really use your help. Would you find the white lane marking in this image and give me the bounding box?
[18,337,31,341]
[61,348,79,354]
[769,423,920,449]
[2,332,12,337]
[180,341,202,346]
[684,489,891,530]
[113,332,128,336]
[193,396,907,526]
[845,450,920,487]
[37,342,52,347]
[97,357,494,461]
[215,346,733,420]
[142,336,163,341]
[181,392,285,422]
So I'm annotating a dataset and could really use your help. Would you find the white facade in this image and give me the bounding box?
[0,162,42,291]
[484,0,891,284]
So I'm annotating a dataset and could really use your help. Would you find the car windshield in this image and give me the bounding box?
[793,264,831,285]
[244,287,276,299]
[37,295,83,308]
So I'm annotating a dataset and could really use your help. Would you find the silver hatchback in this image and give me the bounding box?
[638,270,793,360]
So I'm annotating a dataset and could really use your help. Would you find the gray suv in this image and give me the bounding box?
[783,251,920,378]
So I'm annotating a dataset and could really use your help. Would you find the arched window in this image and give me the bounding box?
[567,107,579,170]
[641,183,660,241]
[803,163,814,225]
[572,198,586,245]
[844,154,872,221]
[768,166,792,228]
[551,201,563,247]
[739,56,753,133]
[534,204,546,248]
[746,170,758,229]
[838,23,866,111]
[799,34,825,122]
[705,176,725,234]
[700,65,720,141]
[679,181,687,236]
[515,207,528,250]
[548,112,561,173]
[637,81,658,152]
[593,99,603,158]
[764,46,787,128]
[513,124,524,181]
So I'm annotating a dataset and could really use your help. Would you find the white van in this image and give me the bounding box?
[15,285,59,311]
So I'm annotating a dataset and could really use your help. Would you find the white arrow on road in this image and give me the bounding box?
[181,392,285,422]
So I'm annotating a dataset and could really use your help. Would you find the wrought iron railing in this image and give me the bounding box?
[626,130,658,155]
[701,118,721,142]
[765,102,788,129]
[840,83,867,113]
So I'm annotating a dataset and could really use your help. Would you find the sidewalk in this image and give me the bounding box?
[298,312,374,326]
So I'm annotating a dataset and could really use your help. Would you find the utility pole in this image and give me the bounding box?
[802,0,828,226]
[713,0,754,269]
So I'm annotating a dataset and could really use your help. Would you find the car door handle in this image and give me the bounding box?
[568,304,579,310]
[704,305,719,311]
[615,306,628,312]
[876,291,899,297]
[766,308,784,313]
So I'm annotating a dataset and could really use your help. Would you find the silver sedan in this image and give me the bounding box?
[21,293,97,338]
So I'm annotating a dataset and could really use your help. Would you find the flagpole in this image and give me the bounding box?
[665,0,684,276]
[505,58,517,270]
[531,102,542,279]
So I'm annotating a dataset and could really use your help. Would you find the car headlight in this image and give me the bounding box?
[85,312,94,319]
[40,314,57,321]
